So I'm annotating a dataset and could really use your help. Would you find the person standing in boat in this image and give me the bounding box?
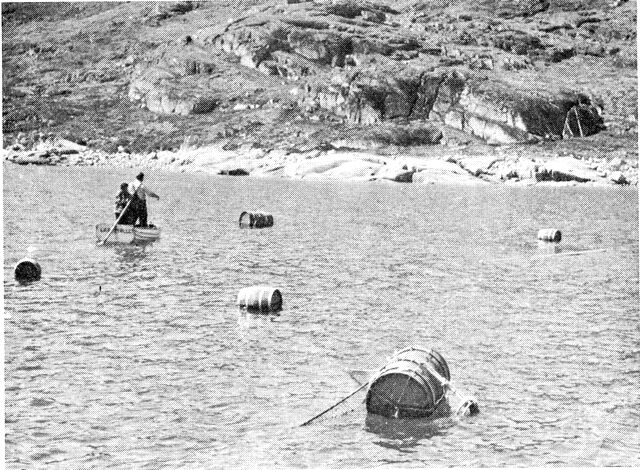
[114,182,133,224]
[128,172,159,227]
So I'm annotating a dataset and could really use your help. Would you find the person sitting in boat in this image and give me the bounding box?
[128,172,159,228]
[114,182,133,224]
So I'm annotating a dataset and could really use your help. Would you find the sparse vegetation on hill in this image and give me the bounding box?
[2,0,637,184]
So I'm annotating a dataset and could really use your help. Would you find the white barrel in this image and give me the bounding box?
[537,229,562,242]
[14,257,41,284]
[237,286,282,312]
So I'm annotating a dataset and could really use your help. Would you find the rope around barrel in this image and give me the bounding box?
[421,362,479,416]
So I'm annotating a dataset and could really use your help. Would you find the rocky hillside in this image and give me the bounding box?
[2,0,637,182]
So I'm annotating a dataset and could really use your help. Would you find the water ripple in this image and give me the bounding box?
[4,166,639,467]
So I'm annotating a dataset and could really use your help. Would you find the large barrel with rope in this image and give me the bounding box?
[366,346,450,419]
[239,211,273,229]
[537,228,562,242]
[237,286,282,312]
[14,257,41,284]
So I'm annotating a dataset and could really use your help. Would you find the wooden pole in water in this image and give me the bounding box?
[300,382,368,427]
[100,197,135,245]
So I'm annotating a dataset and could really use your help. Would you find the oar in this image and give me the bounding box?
[300,382,368,427]
[99,196,135,245]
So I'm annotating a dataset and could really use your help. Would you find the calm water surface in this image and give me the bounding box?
[4,164,639,468]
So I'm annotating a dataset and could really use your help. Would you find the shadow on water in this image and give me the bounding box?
[365,402,455,451]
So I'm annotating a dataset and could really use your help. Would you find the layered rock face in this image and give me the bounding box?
[433,79,605,144]
[125,0,610,144]
[297,69,604,144]
[2,0,637,161]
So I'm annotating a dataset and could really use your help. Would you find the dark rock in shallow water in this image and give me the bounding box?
[219,168,249,176]
[609,171,629,185]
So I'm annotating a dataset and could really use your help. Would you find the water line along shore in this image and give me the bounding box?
[4,138,637,187]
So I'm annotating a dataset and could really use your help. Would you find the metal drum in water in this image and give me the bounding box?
[237,286,282,312]
[366,346,450,419]
[537,228,562,242]
[239,211,274,229]
[14,258,41,284]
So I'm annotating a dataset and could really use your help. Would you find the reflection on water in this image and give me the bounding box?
[537,240,561,254]
[365,411,455,451]
[111,244,151,266]
[237,309,280,329]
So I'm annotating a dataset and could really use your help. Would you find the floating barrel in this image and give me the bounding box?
[237,286,282,312]
[537,229,562,242]
[14,258,41,284]
[239,211,274,229]
[366,346,450,419]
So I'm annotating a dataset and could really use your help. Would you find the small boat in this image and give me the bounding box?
[95,223,161,244]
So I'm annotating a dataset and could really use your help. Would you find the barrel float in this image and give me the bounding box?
[237,286,282,312]
[537,229,562,242]
[366,346,450,419]
[14,258,41,284]
[239,211,274,229]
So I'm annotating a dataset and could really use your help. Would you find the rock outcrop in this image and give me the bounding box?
[537,157,601,182]
[123,0,613,144]
[4,140,637,187]
[1,1,637,176]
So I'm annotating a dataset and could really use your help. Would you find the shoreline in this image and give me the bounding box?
[3,140,638,187]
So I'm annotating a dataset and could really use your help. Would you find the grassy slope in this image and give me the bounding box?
[2,1,637,159]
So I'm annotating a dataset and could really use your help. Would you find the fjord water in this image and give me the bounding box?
[4,164,639,468]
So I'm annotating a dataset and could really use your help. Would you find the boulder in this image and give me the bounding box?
[219,168,250,176]
[609,171,629,185]
[54,138,87,153]
[322,159,379,180]
[608,157,624,171]
[283,154,347,178]
[12,151,52,165]
[538,157,600,183]
[410,159,485,184]
[374,164,415,182]
[514,158,538,180]
[157,151,177,165]
[495,0,549,18]
[458,156,498,176]
[129,66,218,116]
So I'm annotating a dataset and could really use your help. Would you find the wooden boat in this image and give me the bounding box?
[95,223,161,244]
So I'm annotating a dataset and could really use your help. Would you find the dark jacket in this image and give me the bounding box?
[115,190,131,213]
